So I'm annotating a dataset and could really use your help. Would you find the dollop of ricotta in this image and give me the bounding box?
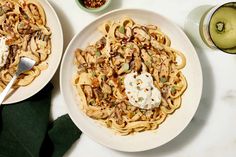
[124,72,162,109]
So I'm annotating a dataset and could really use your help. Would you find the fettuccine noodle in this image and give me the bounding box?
[0,0,51,92]
[73,17,187,135]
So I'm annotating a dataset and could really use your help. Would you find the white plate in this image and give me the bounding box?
[60,9,203,152]
[3,0,63,104]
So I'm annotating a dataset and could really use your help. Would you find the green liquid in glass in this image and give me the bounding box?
[209,2,236,54]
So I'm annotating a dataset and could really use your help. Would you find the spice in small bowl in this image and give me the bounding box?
[76,0,112,13]
[84,0,106,8]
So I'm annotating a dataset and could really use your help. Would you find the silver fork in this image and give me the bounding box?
[0,57,36,105]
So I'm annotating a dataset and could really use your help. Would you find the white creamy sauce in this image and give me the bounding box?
[124,72,162,109]
[0,37,9,69]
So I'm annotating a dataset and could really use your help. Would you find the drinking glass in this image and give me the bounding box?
[185,1,236,54]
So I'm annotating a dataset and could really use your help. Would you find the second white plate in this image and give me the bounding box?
[3,0,63,104]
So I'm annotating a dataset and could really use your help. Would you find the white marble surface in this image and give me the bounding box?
[48,0,236,156]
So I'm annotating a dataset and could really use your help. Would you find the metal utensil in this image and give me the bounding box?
[0,57,36,105]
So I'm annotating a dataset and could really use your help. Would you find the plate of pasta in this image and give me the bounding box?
[60,9,202,152]
[0,0,63,104]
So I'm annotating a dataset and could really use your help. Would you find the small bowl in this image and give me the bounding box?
[75,0,112,13]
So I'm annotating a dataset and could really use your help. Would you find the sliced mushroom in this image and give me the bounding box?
[125,42,140,57]
[113,55,125,66]
[151,36,164,50]
[95,37,106,50]
[117,63,129,75]
[133,27,150,42]
[125,26,132,40]
[83,85,93,98]
[113,88,124,100]
[75,49,86,64]
[78,72,92,85]
[93,88,103,99]
[101,37,111,57]
[0,14,6,24]
[141,49,152,68]
[101,83,112,94]
[96,55,106,64]
[85,53,96,64]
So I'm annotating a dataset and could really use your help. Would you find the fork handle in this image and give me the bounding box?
[0,74,18,105]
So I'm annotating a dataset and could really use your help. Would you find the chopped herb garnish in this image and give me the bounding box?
[151,87,153,90]
[121,63,129,72]
[91,71,96,77]
[130,44,134,49]
[160,77,167,83]
[129,82,133,86]
[111,102,116,107]
[95,50,101,57]
[119,77,124,82]
[138,97,144,102]
[137,86,141,90]
[89,99,96,106]
[139,45,144,49]
[101,75,106,80]
[171,86,176,94]
[145,61,152,67]
[118,26,125,34]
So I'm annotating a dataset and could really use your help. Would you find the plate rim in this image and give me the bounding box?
[3,0,64,104]
[60,8,203,152]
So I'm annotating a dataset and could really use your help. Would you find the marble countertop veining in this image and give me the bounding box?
[49,0,236,156]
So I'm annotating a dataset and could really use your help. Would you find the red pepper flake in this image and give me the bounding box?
[83,0,106,8]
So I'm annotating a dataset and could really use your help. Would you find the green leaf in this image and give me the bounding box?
[138,97,144,102]
[171,86,176,94]
[129,82,133,86]
[118,26,125,34]
[121,63,129,72]
[160,77,167,83]
[129,44,134,49]
[137,86,141,90]
[95,50,101,57]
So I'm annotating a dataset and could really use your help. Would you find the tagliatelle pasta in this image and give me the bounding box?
[73,17,187,135]
[0,0,51,92]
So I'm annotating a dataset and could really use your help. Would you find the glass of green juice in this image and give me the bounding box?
[200,2,236,54]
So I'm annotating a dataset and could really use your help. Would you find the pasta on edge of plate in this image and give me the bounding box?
[0,0,51,92]
[73,17,187,135]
